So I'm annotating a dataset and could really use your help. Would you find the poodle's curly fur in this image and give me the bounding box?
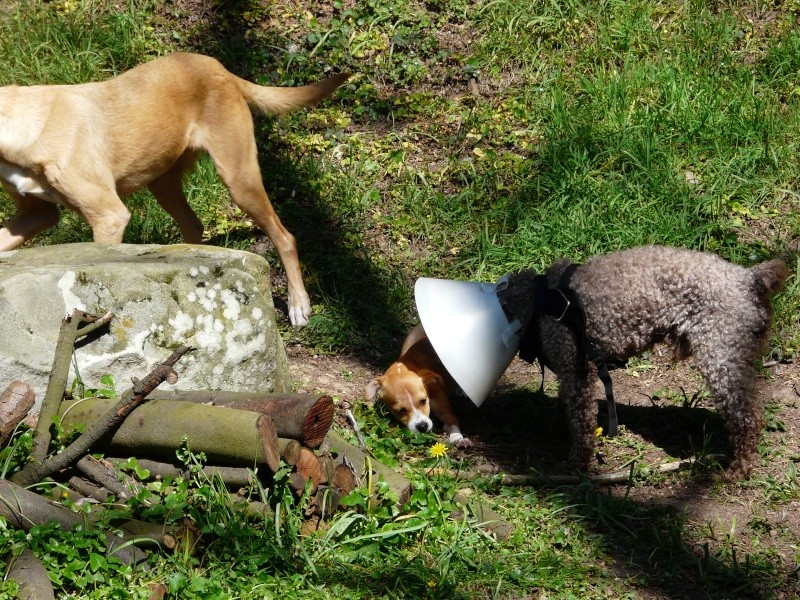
[518,245,788,480]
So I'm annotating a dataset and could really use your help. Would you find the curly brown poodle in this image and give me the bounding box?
[512,245,788,480]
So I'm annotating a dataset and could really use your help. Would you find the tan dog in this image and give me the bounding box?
[0,52,349,326]
[366,324,471,448]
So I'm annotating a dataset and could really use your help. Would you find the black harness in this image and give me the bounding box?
[516,264,619,437]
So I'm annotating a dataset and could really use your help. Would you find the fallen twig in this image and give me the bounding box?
[76,455,142,501]
[30,310,114,466]
[482,455,720,487]
[12,345,192,487]
[344,409,367,451]
[106,457,257,489]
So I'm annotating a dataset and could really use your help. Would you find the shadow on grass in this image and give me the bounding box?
[312,562,463,600]
[454,387,795,598]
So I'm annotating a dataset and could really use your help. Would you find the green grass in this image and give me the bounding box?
[1,0,799,597]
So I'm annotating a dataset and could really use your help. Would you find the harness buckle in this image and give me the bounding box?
[554,289,571,322]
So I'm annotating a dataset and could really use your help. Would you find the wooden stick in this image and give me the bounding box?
[105,457,257,489]
[12,345,192,487]
[0,381,35,446]
[76,455,142,501]
[30,310,112,465]
[476,455,720,487]
[68,476,113,504]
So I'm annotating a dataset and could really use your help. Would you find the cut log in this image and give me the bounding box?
[281,439,303,466]
[295,447,327,490]
[287,471,309,496]
[106,457,257,489]
[256,415,281,472]
[149,391,334,448]
[324,431,412,505]
[0,480,148,566]
[7,548,55,600]
[0,380,35,446]
[331,462,358,495]
[57,399,280,473]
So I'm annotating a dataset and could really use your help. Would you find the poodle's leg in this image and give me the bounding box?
[558,366,599,471]
[696,349,764,480]
[540,320,599,471]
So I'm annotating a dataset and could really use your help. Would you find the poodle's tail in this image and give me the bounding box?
[750,259,789,297]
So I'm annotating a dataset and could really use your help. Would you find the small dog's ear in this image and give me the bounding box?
[421,371,444,389]
[365,379,382,400]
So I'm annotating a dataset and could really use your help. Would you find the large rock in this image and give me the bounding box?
[0,244,289,414]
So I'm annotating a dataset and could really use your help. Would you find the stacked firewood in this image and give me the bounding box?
[0,310,412,599]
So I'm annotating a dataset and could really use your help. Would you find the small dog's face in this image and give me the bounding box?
[366,363,441,434]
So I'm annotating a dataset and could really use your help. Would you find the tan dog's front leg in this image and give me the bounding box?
[0,193,60,250]
[429,387,472,449]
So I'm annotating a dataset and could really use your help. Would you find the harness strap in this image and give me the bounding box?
[518,264,619,437]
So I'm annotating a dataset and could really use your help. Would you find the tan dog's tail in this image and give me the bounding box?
[750,259,789,297]
[237,73,350,115]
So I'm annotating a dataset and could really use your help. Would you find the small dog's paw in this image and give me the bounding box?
[455,437,474,449]
[449,433,473,449]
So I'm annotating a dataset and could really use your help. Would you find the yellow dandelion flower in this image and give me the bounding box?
[429,442,448,458]
[595,426,603,438]
[427,579,437,588]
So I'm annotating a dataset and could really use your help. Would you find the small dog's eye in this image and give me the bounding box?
[396,408,407,417]
[419,397,428,406]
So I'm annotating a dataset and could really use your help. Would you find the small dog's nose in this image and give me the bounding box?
[415,421,431,433]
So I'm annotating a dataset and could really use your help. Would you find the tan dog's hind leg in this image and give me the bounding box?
[147,159,204,244]
[203,102,311,326]
[0,190,60,251]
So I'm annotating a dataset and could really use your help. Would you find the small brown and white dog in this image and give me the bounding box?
[0,52,349,326]
[366,324,472,448]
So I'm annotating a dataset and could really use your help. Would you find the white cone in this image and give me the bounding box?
[414,277,522,406]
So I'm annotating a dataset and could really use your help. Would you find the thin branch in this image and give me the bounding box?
[485,455,722,487]
[30,310,111,465]
[75,311,115,338]
[76,455,142,501]
[344,409,367,450]
[12,346,193,487]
